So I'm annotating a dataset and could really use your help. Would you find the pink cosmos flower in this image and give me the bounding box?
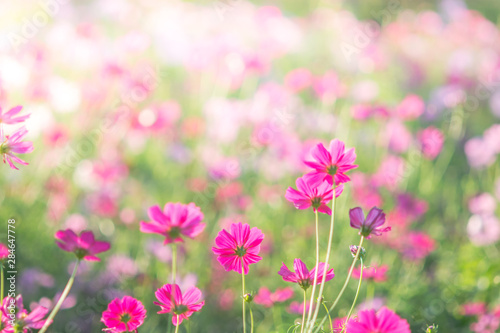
[212,222,264,274]
[55,229,111,261]
[349,207,391,239]
[278,258,335,290]
[467,214,500,246]
[284,68,312,92]
[399,232,436,260]
[346,307,411,333]
[304,139,358,185]
[471,313,500,333]
[1,126,34,170]
[285,175,344,215]
[140,202,205,244]
[461,302,487,316]
[352,264,388,283]
[468,193,497,215]
[0,105,30,124]
[395,94,425,120]
[332,317,349,333]
[253,287,294,308]
[417,126,444,160]
[101,296,146,332]
[1,295,49,332]
[154,284,204,326]
[386,120,412,153]
[287,301,311,315]
[0,243,9,260]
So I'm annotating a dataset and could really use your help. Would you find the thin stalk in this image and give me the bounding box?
[308,193,337,331]
[321,301,333,333]
[301,290,307,333]
[172,244,177,284]
[174,317,180,333]
[305,211,320,328]
[39,260,81,333]
[242,260,246,333]
[0,264,3,321]
[249,305,254,333]
[345,258,364,322]
[313,237,364,333]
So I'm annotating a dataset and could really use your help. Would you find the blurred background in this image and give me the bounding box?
[1,0,500,332]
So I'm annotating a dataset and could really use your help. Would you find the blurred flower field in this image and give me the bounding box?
[1,0,500,332]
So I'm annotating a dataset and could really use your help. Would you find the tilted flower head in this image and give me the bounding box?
[304,139,357,185]
[140,202,205,244]
[154,284,204,326]
[0,106,30,125]
[346,307,411,333]
[349,245,366,261]
[1,127,34,170]
[349,207,391,239]
[101,296,146,332]
[285,174,344,215]
[55,229,111,261]
[1,295,49,332]
[212,222,264,275]
[278,258,335,290]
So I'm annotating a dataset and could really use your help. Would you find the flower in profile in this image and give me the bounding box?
[278,258,334,290]
[285,175,343,215]
[212,222,264,274]
[140,202,205,244]
[352,264,388,283]
[101,296,146,332]
[304,139,357,185]
[0,105,30,124]
[154,284,204,326]
[55,229,111,261]
[1,127,34,170]
[1,295,49,332]
[349,207,391,239]
[253,287,294,308]
[346,307,410,333]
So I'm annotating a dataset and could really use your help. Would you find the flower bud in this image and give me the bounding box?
[243,293,254,303]
[349,245,366,261]
[426,324,438,333]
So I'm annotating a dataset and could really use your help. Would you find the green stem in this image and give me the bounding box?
[345,258,364,322]
[250,304,254,333]
[301,290,307,333]
[174,317,179,333]
[172,244,177,284]
[321,301,333,333]
[308,192,337,332]
[1,263,4,321]
[313,236,365,333]
[242,260,246,333]
[39,260,80,333]
[305,211,320,329]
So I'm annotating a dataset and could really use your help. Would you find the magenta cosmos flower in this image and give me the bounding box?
[346,307,410,333]
[55,229,111,261]
[1,127,34,170]
[349,207,391,239]
[154,284,204,326]
[0,105,30,124]
[304,139,357,185]
[278,258,335,290]
[212,222,264,274]
[101,296,146,332]
[1,295,49,332]
[140,202,205,244]
[285,175,344,215]
[0,243,9,260]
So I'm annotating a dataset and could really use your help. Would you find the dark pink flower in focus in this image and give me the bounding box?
[346,307,410,333]
[154,284,204,326]
[395,94,425,120]
[101,296,146,332]
[417,126,444,160]
[1,295,49,332]
[352,264,388,283]
[0,105,30,124]
[304,139,358,185]
[55,229,110,261]
[140,202,205,244]
[349,207,391,239]
[253,287,294,308]
[285,175,343,215]
[1,126,34,170]
[212,222,264,274]
[278,258,335,290]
